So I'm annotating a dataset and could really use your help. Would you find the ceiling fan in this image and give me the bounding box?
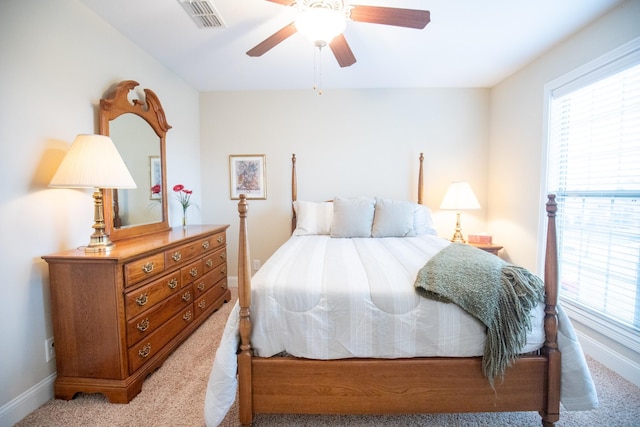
[246,0,431,67]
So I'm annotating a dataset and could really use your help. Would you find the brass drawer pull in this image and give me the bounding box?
[221,267,226,275]
[138,343,151,358]
[198,299,206,309]
[172,252,182,262]
[197,282,205,291]
[182,291,191,302]
[189,267,198,277]
[217,236,224,244]
[135,293,148,306]
[222,283,227,290]
[168,278,178,289]
[220,252,227,260]
[205,259,213,268]
[202,241,210,250]
[136,318,150,332]
[142,262,154,274]
[183,311,192,321]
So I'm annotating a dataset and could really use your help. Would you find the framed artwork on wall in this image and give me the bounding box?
[149,156,162,200]
[229,154,267,200]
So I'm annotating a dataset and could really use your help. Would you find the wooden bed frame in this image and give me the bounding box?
[236,154,560,426]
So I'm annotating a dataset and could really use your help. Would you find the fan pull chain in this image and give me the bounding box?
[313,46,318,92]
[313,46,323,95]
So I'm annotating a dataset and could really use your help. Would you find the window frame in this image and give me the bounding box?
[540,36,640,353]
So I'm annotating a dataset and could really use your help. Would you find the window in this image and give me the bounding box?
[544,38,640,351]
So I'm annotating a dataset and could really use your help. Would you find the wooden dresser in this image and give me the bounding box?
[42,224,231,403]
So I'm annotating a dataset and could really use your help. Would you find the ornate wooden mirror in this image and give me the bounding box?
[99,80,171,240]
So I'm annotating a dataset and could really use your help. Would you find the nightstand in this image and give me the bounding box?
[469,242,503,256]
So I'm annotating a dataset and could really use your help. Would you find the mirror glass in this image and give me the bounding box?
[110,114,162,226]
[100,80,170,241]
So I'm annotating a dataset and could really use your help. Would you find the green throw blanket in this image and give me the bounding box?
[414,243,545,385]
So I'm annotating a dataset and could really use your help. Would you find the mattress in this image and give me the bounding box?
[249,234,545,359]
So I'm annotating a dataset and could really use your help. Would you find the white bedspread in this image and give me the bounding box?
[204,235,598,426]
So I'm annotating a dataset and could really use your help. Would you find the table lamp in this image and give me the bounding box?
[440,181,480,243]
[49,134,137,252]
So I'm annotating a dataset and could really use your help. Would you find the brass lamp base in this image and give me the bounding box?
[449,211,467,243]
[85,189,115,253]
[85,233,115,253]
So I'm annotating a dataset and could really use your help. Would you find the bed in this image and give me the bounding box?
[205,154,597,426]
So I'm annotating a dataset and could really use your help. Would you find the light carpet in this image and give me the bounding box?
[16,289,640,426]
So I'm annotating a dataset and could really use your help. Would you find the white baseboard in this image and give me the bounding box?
[228,275,238,288]
[0,373,55,427]
[577,330,640,388]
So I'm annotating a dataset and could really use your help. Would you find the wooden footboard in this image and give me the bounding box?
[251,356,549,414]
[236,155,560,427]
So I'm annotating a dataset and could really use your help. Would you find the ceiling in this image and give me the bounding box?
[79,0,624,92]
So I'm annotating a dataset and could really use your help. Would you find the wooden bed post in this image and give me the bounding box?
[237,195,253,426]
[418,153,424,205]
[541,194,560,426]
[291,153,297,233]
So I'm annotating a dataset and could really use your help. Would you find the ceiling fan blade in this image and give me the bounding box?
[265,0,296,5]
[329,34,356,68]
[350,5,430,29]
[246,22,297,57]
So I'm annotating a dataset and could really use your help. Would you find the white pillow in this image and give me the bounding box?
[293,201,333,235]
[372,198,416,237]
[414,204,438,236]
[330,197,376,238]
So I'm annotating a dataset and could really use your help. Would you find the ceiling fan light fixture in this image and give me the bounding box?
[295,7,346,47]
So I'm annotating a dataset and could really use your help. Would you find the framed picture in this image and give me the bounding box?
[149,156,162,200]
[229,154,267,200]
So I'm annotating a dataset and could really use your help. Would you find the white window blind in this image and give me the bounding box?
[547,42,640,341]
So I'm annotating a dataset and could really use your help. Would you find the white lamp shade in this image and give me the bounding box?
[440,182,480,210]
[49,134,137,189]
[295,8,346,45]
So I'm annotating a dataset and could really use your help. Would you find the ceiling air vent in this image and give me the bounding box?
[178,0,226,29]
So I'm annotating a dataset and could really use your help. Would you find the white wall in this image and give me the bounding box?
[0,0,200,424]
[489,0,640,383]
[199,88,490,274]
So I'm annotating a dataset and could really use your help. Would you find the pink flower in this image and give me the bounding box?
[173,184,195,215]
[151,184,161,194]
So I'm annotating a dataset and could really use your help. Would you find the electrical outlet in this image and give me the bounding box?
[45,337,55,362]
[252,259,261,271]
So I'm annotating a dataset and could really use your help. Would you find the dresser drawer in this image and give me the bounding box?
[194,279,228,318]
[181,259,203,287]
[125,271,182,319]
[126,284,194,347]
[128,306,194,374]
[164,235,222,269]
[165,244,193,268]
[164,239,204,269]
[125,253,165,287]
[202,246,227,273]
[194,268,227,297]
[207,231,226,250]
